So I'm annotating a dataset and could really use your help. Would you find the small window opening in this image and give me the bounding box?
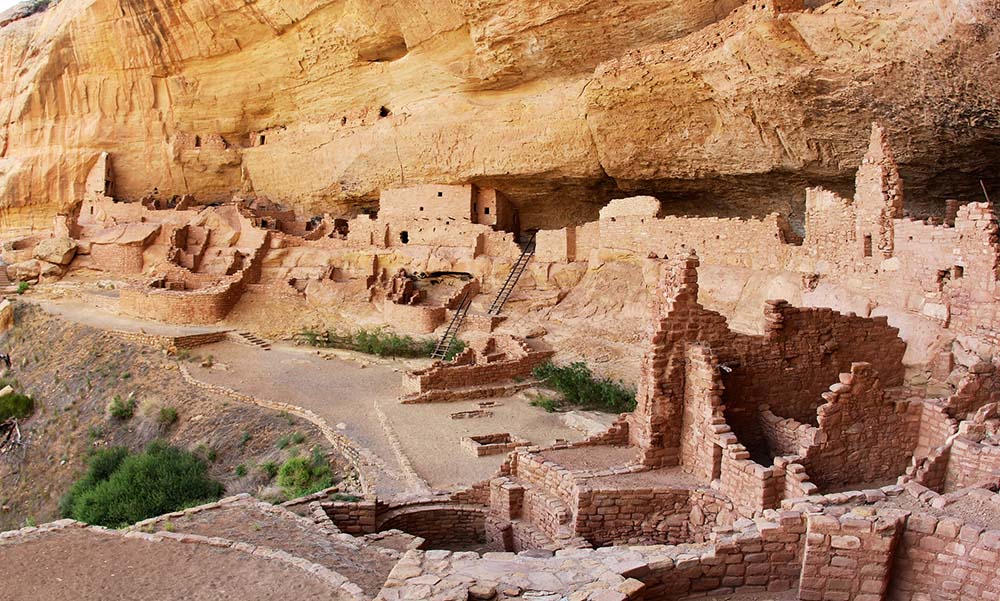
[194,135,202,148]
[399,231,409,244]
[419,206,424,211]
[863,235,873,258]
[341,116,347,126]
[259,135,266,145]
[437,191,443,198]
[484,207,490,215]
[379,106,391,118]
[953,265,964,279]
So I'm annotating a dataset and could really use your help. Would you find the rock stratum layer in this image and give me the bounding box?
[1,0,999,229]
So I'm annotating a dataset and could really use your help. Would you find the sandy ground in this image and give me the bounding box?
[25,290,603,496]
[190,340,589,494]
[0,529,340,601]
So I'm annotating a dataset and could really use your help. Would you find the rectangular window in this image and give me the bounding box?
[863,235,873,257]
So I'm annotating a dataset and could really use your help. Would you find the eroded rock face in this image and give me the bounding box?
[0,0,998,228]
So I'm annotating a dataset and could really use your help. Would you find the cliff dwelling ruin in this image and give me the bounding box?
[2,0,1000,600]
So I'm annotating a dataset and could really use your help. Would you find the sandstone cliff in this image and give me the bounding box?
[1,0,998,229]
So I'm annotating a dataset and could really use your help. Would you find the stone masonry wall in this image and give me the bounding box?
[801,363,920,492]
[888,510,1000,600]
[799,510,905,601]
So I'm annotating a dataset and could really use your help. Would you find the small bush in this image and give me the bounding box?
[532,362,636,413]
[276,456,333,499]
[259,461,279,479]
[331,492,361,502]
[530,396,560,413]
[107,395,137,420]
[60,442,223,527]
[235,464,248,477]
[290,431,305,445]
[298,327,464,359]
[276,434,292,450]
[157,407,178,428]
[0,392,34,421]
[16,282,30,295]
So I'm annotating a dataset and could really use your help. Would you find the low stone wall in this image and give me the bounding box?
[759,406,814,457]
[800,511,905,601]
[106,329,230,351]
[943,436,1000,492]
[377,504,488,549]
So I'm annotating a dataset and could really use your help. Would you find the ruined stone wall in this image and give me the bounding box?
[888,511,1000,600]
[637,511,807,599]
[401,338,552,402]
[800,363,920,492]
[800,511,905,601]
[573,486,729,547]
[719,448,784,519]
[758,409,814,458]
[679,344,726,481]
[89,242,147,274]
[382,301,445,334]
[943,437,1000,493]
[378,505,487,548]
[598,210,796,270]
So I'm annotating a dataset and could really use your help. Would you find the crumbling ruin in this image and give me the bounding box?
[3,117,1000,600]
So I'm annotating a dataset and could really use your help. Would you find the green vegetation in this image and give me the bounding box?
[107,394,137,420]
[259,461,279,479]
[529,396,560,413]
[235,463,248,477]
[157,406,178,428]
[532,362,637,413]
[16,282,30,295]
[0,391,34,421]
[60,442,224,528]
[276,454,333,499]
[331,493,361,502]
[299,327,466,360]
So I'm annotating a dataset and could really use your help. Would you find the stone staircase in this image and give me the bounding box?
[231,330,272,351]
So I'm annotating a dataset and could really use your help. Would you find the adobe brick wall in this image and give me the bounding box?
[799,510,905,601]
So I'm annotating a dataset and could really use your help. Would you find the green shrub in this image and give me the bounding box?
[235,464,248,477]
[16,282,30,295]
[276,456,333,499]
[0,392,34,421]
[107,395,136,420]
[60,442,223,527]
[259,461,279,479]
[290,431,305,445]
[157,407,178,428]
[530,396,560,413]
[532,362,636,413]
[331,493,361,502]
[298,327,464,359]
